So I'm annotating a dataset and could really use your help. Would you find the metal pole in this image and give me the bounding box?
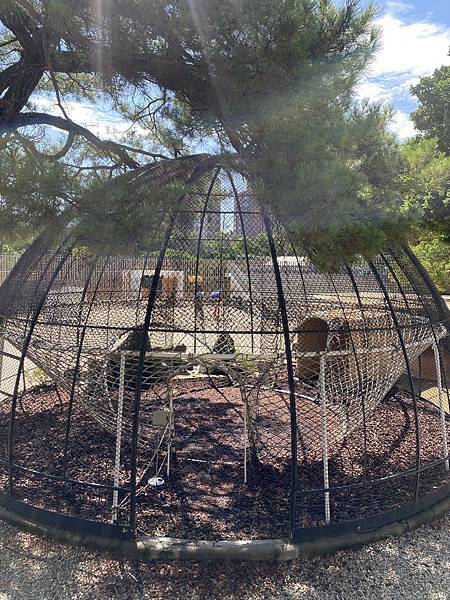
[388,248,450,430]
[167,379,173,478]
[262,212,300,538]
[129,215,176,531]
[129,158,216,532]
[432,342,449,471]
[193,168,221,354]
[243,390,248,484]
[8,247,71,495]
[112,352,126,522]
[0,325,4,393]
[63,257,102,474]
[368,260,422,502]
[331,270,368,457]
[320,354,331,525]
[227,172,255,354]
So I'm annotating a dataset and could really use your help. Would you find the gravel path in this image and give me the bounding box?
[0,515,448,599]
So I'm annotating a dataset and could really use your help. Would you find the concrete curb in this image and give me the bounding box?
[0,492,448,561]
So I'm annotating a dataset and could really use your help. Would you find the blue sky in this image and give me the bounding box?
[357,0,450,137]
[35,0,450,143]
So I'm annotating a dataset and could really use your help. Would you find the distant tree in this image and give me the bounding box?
[412,233,449,294]
[401,60,450,292]
[411,64,450,154]
[401,137,449,292]
[401,137,450,238]
[0,1,409,268]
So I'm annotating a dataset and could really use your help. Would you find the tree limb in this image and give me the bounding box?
[2,111,171,165]
[15,129,76,161]
[2,112,140,167]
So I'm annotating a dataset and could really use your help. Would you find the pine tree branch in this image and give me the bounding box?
[15,130,76,161]
[1,112,143,168]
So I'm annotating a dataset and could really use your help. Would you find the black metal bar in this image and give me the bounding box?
[380,253,415,314]
[129,213,177,531]
[227,172,255,353]
[288,240,310,308]
[21,243,68,342]
[7,247,72,495]
[329,271,368,482]
[193,168,221,354]
[295,454,449,496]
[344,265,372,483]
[5,316,426,335]
[388,249,450,436]
[126,154,212,532]
[0,232,55,315]
[291,481,449,542]
[368,259,422,502]
[2,459,129,492]
[62,256,108,474]
[262,212,299,539]
[403,245,450,332]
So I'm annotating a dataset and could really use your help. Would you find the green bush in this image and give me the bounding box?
[412,234,450,294]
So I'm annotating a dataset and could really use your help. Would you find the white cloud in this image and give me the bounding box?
[356,6,450,139]
[356,80,390,103]
[388,110,416,139]
[371,14,450,78]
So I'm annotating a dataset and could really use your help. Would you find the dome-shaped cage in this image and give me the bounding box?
[0,155,448,548]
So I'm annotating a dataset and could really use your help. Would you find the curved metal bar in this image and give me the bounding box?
[402,245,450,332]
[62,255,110,474]
[368,259,421,502]
[7,246,72,495]
[134,248,159,327]
[379,253,415,315]
[344,266,370,462]
[20,241,69,339]
[388,249,450,461]
[192,167,221,354]
[390,248,449,401]
[0,232,55,318]
[128,159,210,531]
[226,171,255,353]
[328,271,368,480]
[129,213,177,530]
[288,239,309,308]
[261,211,299,538]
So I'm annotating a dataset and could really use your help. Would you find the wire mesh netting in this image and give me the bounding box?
[0,155,448,541]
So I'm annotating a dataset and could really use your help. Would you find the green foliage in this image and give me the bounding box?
[249,99,407,270]
[400,136,449,293]
[196,232,268,260]
[411,65,450,154]
[0,142,78,244]
[0,1,413,269]
[400,137,450,239]
[73,177,187,254]
[24,367,50,388]
[412,234,450,293]
[403,63,450,292]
